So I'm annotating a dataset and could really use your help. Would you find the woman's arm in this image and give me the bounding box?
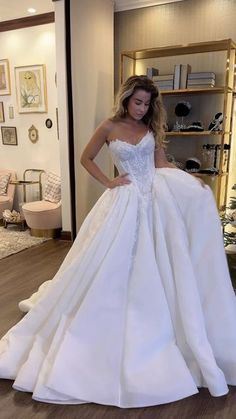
[154,146,176,169]
[80,120,130,189]
[155,145,206,187]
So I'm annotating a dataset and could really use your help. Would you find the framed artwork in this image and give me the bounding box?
[0,59,11,95]
[15,64,47,113]
[1,126,17,145]
[0,102,4,122]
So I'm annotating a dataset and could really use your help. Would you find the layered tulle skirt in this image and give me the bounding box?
[0,168,236,407]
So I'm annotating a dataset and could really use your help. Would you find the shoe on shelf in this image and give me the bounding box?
[208,112,223,131]
[180,121,204,132]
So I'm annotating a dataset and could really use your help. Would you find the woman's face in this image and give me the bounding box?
[127,89,151,121]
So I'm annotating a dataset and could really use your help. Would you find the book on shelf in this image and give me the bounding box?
[173,64,181,89]
[180,64,192,89]
[146,67,159,79]
[152,74,174,81]
[173,64,191,89]
[187,84,215,89]
[154,80,173,86]
[187,78,215,85]
[155,84,174,91]
[188,72,216,79]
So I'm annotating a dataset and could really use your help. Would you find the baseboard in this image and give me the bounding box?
[60,230,72,241]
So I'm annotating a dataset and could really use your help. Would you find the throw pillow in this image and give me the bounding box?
[43,172,61,203]
[0,173,11,196]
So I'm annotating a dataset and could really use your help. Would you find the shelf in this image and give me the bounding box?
[191,172,228,178]
[120,38,236,211]
[166,131,229,136]
[161,87,234,96]
[122,39,236,60]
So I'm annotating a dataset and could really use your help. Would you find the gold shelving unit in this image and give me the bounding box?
[120,39,236,210]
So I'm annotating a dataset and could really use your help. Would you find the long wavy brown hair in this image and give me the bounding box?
[111,75,167,147]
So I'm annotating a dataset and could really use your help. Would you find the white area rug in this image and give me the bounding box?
[0,226,49,260]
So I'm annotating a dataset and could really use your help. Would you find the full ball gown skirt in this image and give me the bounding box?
[0,132,236,407]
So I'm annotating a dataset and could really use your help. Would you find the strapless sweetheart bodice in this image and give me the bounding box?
[108,131,155,196]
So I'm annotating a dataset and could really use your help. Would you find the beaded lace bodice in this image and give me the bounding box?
[108,131,155,196]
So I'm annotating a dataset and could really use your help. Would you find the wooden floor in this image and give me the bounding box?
[0,240,236,419]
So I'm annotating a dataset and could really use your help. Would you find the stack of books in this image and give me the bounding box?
[187,72,216,88]
[152,74,174,91]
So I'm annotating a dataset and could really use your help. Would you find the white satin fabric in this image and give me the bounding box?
[0,132,236,407]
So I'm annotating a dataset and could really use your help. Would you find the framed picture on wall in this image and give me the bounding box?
[1,126,17,145]
[15,64,48,113]
[0,102,5,122]
[0,59,11,95]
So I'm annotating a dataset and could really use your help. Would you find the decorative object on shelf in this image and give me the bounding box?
[45,118,53,129]
[146,67,159,79]
[202,144,215,166]
[185,157,201,173]
[173,100,192,131]
[166,153,184,170]
[15,64,47,113]
[1,126,17,145]
[0,102,4,122]
[28,125,39,143]
[180,121,204,132]
[202,143,230,172]
[0,59,11,95]
[208,112,223,131]
[8,105,14,119]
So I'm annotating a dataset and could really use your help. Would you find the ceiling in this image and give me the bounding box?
[0,0,184,21]
[114,0,185,12]
[0,0,54,21]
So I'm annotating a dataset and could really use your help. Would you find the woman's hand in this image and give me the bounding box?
[190,173,206,188]
[107,174,131,189]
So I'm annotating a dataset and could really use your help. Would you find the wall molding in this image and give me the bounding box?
[0,12,55,32]
[114,0,185,12]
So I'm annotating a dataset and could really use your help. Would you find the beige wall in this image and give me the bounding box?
[115,0,236,88]
[70,0,114,229]
[114,0,236,201]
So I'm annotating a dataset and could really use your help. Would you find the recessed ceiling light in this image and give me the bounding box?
[27,8,36,14]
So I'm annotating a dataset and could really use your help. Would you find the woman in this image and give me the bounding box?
[0,75,236,407]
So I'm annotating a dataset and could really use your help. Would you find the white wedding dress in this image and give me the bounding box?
[0,131,236,407]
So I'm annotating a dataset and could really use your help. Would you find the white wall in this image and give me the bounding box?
[70,0,114,228]
[0,23,60,205]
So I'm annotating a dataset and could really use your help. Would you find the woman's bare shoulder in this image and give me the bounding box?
[97,118,124,140]
[98,118,117,134]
